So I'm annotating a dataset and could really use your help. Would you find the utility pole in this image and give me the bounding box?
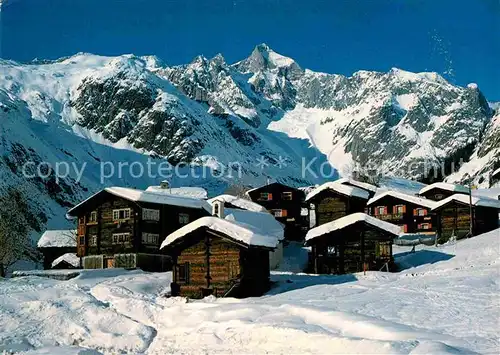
[468,175,474,238]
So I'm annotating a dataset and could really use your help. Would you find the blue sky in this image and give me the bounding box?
[1,0,499,100]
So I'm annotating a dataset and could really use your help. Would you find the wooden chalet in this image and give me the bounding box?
[305,213,400,274]
[66,186,212,271]
[160,216,279,299]
[418,182,469,201]
[336,178,378,199]
[246,182,306,241]
[37,230,77,269]
[366,191,438,235]
[305,182,370,227]
[431,194,500,242]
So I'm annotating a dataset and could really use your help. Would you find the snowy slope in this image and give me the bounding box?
[1,229,499,354]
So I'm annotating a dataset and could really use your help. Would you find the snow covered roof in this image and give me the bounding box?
[367,191,437,209]
[160,216,279,249]
[431,194,500,211]
[68,187,212,216]
[306,213,401,242]
[297,185,318,195]
[224,208,284,241]
[305,182,370,202]
[145,186,208,199]
[418,182,469,196]
[51,253,80,268]
[208,194,267,212]
[37,230,77,248]
[336,178,378,193]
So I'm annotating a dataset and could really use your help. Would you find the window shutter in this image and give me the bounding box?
[384,207,388,215]
[404,224,408,233]
[392,206,397,214]
[402,205,406,213]
[282,209,288,217]
[268,193,273,201]
[374,208,378,216]
[423,209,428,216]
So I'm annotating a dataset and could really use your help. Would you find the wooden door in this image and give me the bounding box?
[105,258,115,268]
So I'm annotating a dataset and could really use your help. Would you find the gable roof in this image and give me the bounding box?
[419,182,469,196]
[431,194,500,211]
[207,194,267,212]
[67,187,212,216]
[336,178,378,194]
[38,230,76,248]
[160,216,279,250]
[367,191,437,209]
[305,182,370,202]
[306,213,401,242]
[224,208,284,241]
[51,253,80,268]
[145,186,208,199]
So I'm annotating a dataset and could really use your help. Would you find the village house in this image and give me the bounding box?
[418,182,469,201]
[160,216,279,299]
[366,191,438,235]
[246,182,307,241]
[336,177,378,199]
[305,213,400,274]
[431,194,500,242]
[66,186,212,271]
[306,182,370,227]
[37,229,77,269]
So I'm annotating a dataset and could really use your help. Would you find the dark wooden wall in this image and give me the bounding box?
[419,189,466,201]
[309,189,366,227]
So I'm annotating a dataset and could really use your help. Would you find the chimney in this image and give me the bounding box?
[160,180,169,189]
[212,199,224,218]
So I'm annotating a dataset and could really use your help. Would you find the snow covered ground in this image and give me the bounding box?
[1,229,499,354]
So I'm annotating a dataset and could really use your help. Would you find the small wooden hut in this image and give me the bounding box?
[305,213,400,274]
[306,182,370,227]
[431,194,500,241]
[161,216,279,299]
[418,182,469,201]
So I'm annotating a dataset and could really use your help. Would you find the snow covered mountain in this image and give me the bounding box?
[0,44,497,233]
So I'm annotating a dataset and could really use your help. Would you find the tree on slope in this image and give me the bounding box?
[0,188,38,277]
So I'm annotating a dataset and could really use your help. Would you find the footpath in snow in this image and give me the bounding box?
[0,229,499,354]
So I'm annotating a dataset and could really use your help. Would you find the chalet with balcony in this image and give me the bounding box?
[37,229,77,269]
[160,216,279,299]
[305,213,400,274]
[66,187,212,271]
[246,182,306,241]
[431,194,500,242]
[336,178,378,199]
[305,182,370,227]
[366,191,438,235]
[418,182,469,201]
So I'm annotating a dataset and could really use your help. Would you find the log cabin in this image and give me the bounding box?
[37,229,77,269]
[305,213,400,274]
[305,182,370,227]
[418,182,469,201]
[336,178,378,199]
[431,194,500,242]
[246,182,306,241]
[66,187,212,271]
[366,191,438,235]
[160,216,279,299]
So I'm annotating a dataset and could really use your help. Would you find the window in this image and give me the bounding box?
[418,223,432,230]
[273,209,287,217]
[400,224,408,233]
[89,235,97,246]
[113,208,131,221]
[177,262,190,284]
[178,213,190,225]
[142,232,159,245]
[112,233,130,244]
[394,205,406,214]
[89,211,97,223]
[282,192,293,201]
[414,208,427,216]
[79,236,85,245]
[142,208,160,221]
[259,192,272,201]
[78,217,85,225]
[375,206,387,216]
